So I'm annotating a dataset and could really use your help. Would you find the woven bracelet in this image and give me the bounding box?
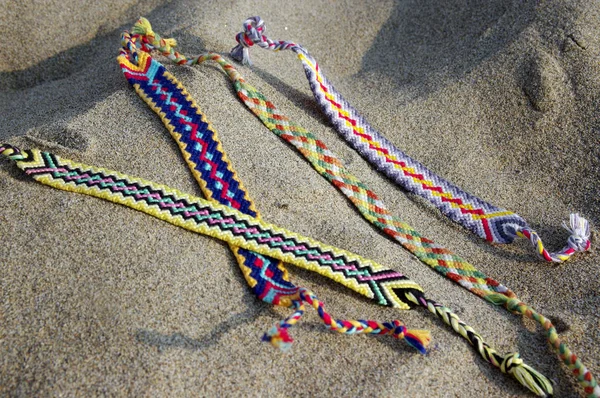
[230,16,591,264]
[120,17,597,397]
[117,27,430,353]
[117,22,556,393]
[0,143,559,395]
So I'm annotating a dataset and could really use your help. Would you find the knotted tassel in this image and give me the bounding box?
[230,16,301,66]
[131,18,180,62]
[1,143,556,396]
[120,22,556,395]
[564,213,592,252]
[263,288,430,353]
[504,213,591,262]
[230,16,275,66]
[500,353,555,397]
[116,20,595,395]
[131,16,177,49]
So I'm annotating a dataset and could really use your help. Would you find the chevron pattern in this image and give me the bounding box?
[120,22,515,301]
[117,39,444,354]
[13,147,422,308]
[235,80,514,300]
[1,142,556,395]
[230,16,591,264]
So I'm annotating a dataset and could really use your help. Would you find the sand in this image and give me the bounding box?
[1,0,599,396]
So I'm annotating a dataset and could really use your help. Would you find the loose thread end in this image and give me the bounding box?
[417,293,553,395]
[132,17,153,36]
[402,329,431,354]
[510,213,590,262]
[230,43,251,65]
[163,37,178,48]
[262,325,294,352]
[502,353,554,397]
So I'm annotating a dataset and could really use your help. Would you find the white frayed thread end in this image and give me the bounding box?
[563,213,591,252]
[230,42,251,65]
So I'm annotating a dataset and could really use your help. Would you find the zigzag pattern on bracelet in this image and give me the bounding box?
[124,18,512,301]
[1,143,555,396]
[120,42,299,308]
[8,146,422,308]
[117,37,435,352]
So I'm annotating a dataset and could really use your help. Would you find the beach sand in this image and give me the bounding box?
[1,1,599,396]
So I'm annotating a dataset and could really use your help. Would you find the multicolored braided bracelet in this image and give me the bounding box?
[0,143,556,395]
[116,28,430,354]
[230,16,591,264]
[125,18,598,397]
[115,22,558,395]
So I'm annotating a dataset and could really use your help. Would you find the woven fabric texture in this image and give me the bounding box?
[117,33,432,351]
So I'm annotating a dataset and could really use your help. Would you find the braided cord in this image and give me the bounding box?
[228,19,595,395]
[235,80,515,299]
[230,16,591,263]
[488,294,600,397]
[1,143,552,395]
[263,287,430,353]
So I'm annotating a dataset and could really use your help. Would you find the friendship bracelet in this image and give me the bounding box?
[117,29,430,353]
[116,24,546,384]
[124,18,597,397]
[0,143,554,396]
[230,16,591,264]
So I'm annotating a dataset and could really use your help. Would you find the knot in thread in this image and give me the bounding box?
[568,234,589,251]
[230,16,301,66]
[389,319,406,339]
[231,16,267,65]
[132,17,154,38]
[501,222,521,239]
[235,16,266,49]
[501,352,524,373]
[564,213,591,252]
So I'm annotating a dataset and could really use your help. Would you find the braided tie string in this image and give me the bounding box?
[487,294,600,397]
[227,19,599,395]
[263,288,430,353]
[1,142,553,396]
[117,18,559,396]
[127,17,513,301]
[404,292,555,397]
[506,216,592,262]
[229,16,591,264]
